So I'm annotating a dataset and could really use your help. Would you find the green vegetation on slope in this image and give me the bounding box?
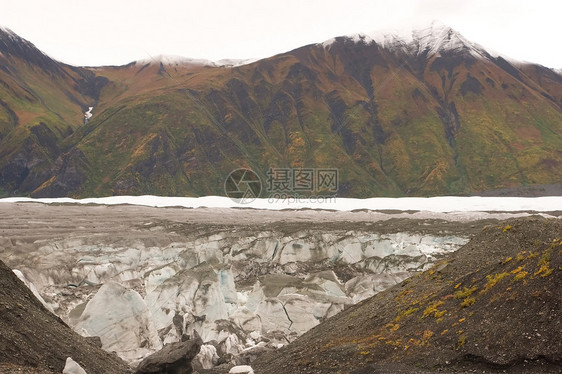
[1,32,561,198]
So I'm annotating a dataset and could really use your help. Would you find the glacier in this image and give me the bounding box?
[0,196,559,368]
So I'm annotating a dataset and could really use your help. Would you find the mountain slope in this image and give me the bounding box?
[0,27,106,196]
[252,217,562,373]
[0,259,132,373]
[0,24,561,198]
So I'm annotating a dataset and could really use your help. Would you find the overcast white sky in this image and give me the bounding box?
[1,0,560,68]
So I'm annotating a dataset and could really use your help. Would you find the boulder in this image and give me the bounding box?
[62,357,87,374]
[85,336,103,348]
[229,365,254,374]
[135,333,203,374]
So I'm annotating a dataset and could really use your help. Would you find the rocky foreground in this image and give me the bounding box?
[0,258,131,373]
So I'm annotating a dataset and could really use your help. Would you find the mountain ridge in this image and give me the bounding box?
[0,23,560,198]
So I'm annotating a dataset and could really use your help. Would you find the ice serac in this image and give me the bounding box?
[74,282,162,362]
[12,269,54,313]
[196,344,220,369]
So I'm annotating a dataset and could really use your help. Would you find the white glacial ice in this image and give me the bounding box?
[13,269,54,313]
[62,357,87,374]
[73,282,162,362]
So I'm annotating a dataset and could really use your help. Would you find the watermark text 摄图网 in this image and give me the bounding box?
[265,168,338,193]
[224,167,338,204]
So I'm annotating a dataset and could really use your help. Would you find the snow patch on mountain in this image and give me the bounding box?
[0,26,47,55]
[0,26,22,41]
[321,33,374,48]
[134,55,257,68]
[321,20,491,59]
[135,54,215,67]
[378,21,484,56]
[215,58,259,67]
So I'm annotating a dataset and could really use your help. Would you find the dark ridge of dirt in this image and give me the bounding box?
[0,259,132,374]
[252,217,562,373]
[153,217,494,238]
[474,183,562,197]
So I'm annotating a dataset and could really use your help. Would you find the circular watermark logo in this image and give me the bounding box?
[224,168,262,203]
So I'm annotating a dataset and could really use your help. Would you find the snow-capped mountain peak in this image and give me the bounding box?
[214,58,259,67]
[0,26,20,40]
[378,21,482,56]
[322,21,488,59]
[0,26,63,73]
[133,54,257,68]
[0,26,34,51]
[134,54,215,67]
